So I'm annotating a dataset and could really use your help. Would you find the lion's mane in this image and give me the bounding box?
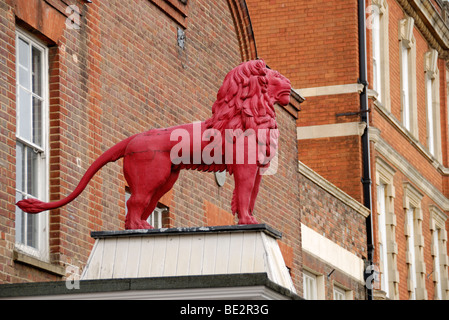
[204,59,277,136]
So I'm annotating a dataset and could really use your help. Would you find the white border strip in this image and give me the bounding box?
[294,83,364,97]
[301,224,365,283]
[297,122,366,140]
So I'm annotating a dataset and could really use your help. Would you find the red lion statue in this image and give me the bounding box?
[17,59,292,230]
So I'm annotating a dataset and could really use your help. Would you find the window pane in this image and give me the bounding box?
[125,190,131,215]
[32,46,42,96]
[26,213,38,248]
[303,272,317,300]
[16,143,40,197]
[15,192,25,244]
[16,142,24,192]
[372,8,381,102]
[33,97,43,147]
[18,87,32,142]
[401,45,410,130]
[18,66,30,90]
[333,287,345,300]
[15,145,40,248]
[26,145,39,197]
[154,211,161,228]
[372,61,378,95]
[426,77,434,155]
[407,208,417,299]
[15,32,47,258]
[147,209,162,229]
[377,184,389,297]
[16,194,39,249]
[18,38,30,89]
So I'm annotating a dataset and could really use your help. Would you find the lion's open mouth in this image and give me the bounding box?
[277,89,291,98]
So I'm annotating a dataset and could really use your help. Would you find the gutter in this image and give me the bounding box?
[357,0,374,301]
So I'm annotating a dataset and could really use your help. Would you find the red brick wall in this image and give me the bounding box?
[298,135,363,202]
[246,0,359,88]
[0,0,301,288]
[296,91,363,203]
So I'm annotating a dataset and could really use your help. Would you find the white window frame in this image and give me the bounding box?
[14,29,49,261]
[303,270,318,300]
[432,227,442,300]
[425,49,441,161]
[303,269,325,300]
[406,207,418,300]
[429,205,449,300]
[333,286,345,300]
[375,158,399,299]
[401,43,411,131]
[333,284,353,300]
[399,17,417,137]
[148,207,164,229]
[372,5,381,101]
[371,0,390,110]
[403,182,427,300]
[426,75,434,154]
[377,183,390,297]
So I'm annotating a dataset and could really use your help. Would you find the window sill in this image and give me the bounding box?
[13,250,66,277]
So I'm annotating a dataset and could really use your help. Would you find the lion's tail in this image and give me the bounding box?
[16,134,138,214]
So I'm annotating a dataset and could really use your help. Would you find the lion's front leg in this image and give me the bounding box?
[233,164,259,225]
[248,171,263,223]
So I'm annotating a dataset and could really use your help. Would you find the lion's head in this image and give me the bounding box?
[266,69,291,109]
[205,59,291,135]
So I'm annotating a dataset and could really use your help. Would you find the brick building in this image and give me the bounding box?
[0,0,373,300]
[0,0,306,293]
[247,0,449,299]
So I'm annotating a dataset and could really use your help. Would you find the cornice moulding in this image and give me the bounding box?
[396,0,449,59]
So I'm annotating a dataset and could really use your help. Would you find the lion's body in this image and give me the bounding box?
[122,121,259,229]
[16,60,292,230]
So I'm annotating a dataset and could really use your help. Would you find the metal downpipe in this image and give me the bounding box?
[358,0,374,301]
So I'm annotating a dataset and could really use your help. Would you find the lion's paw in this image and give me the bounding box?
[249,216,259,224]
[238,216,259,225]
[125,220,154,230]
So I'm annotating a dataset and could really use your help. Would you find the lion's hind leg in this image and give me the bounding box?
[123,146,172,230]
[125,192,154,230]
[140,169,180,223]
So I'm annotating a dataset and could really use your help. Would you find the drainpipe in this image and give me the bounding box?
[358,0,374,301]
